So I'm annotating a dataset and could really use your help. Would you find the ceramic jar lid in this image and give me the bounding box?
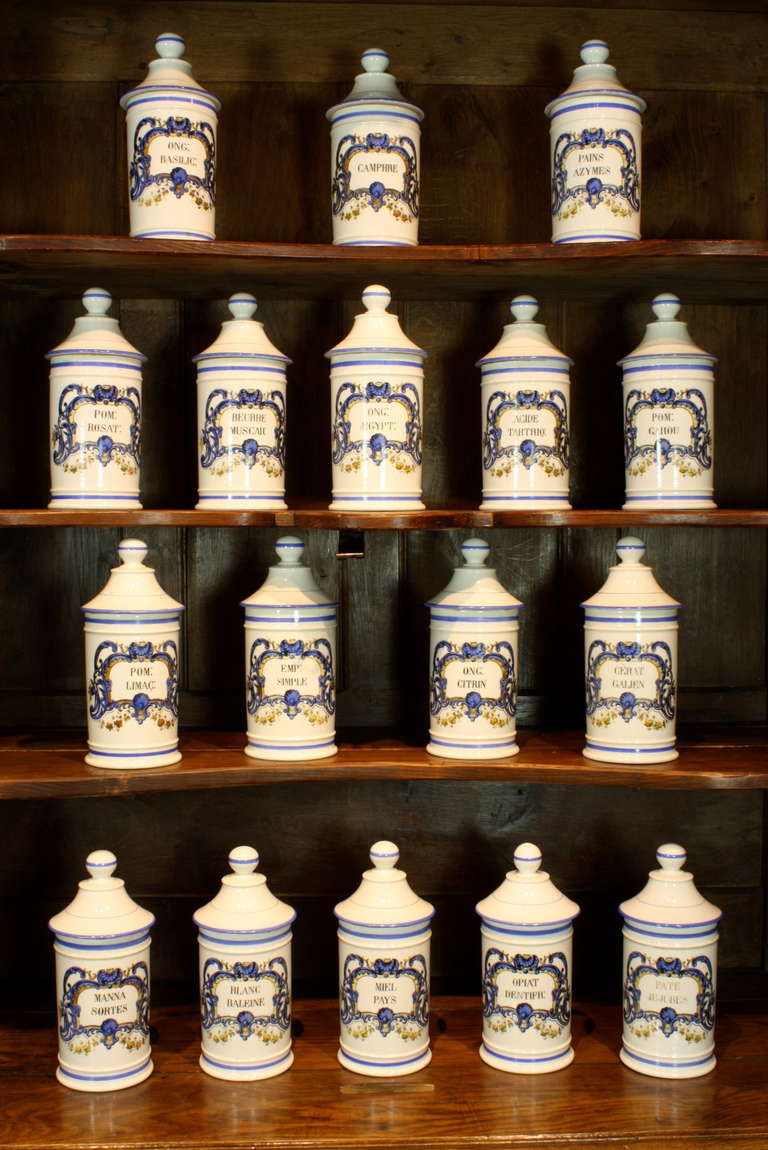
[326,50,423,121]
[618,294,716,367]
[120,33,221,110]
[545,39,646,117]
[192,294,291,364]
[240,537,335,613]
[326,285,426,359]
[193,846,296,940]
[47,289,145,362]
[334,841,434,930]
[476,296,572,367]
[427,539,523,614]
[619,843,722,931]
[476,842,580,928]
[581,537,680,610]
[48,850,155,943]
[82,539,184,618]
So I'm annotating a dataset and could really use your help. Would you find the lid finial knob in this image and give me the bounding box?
[616,536,646,565]
[370,840,399,869]
[580,39,610,65]
[275,535,305,566]
[228,292,258,320]
[118,539,149,566]
[86,849,117,879]
[462,538,490,568]
[155,33,186,59]
[510,294,539,323]
[82,288,112,317]
[513,842,543,875]
[361,48,390,74]
[361,284,392,313]
[656,843,687,871]
[651,293,682,322]
[229,845,260,875]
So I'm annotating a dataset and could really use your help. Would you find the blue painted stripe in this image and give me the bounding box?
[244,614,337,622]
[241,602,339,609]
[201,1047,291,1073]
[133,229,214,240]
[58,1057,151,1083]
[330,108,422,126]
[622,911,721,930]
[247,738,335,751]
[194,913,295,933]
[336,240,415,247]
[329,358,425,368]
[426,602,521,611]
[622,1047,713,1070]
[84,608,182,615]
[430,736,518,751]
[341,1048,427,1069]
[197,928,293,947]
[481,920,573,936]
[549,100,642,118]
[554,234,637,243]
[329,346,426,356]
[86,747,178,758]
[123,94,220,112]
[482,1043,567,1064]
[623,494,713,502]
[337,924,430,941]
[479,365,571,375]
[584,613,678,622]
[430,614,520,622]
[196,364,288,374]
[50,494,141,502]
[332,495,423,502]
[480,495,571,502]
[47,359,143,369]
[196,494,286,502]
[337,913,433,929]
[585,740,676,754]
[52,934,152,951]
[623,362,713,373]
[52,927,153,941]
[622,922,718,940]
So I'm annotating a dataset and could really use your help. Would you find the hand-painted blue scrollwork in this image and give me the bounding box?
[247,637,335,719]
[88,640,178,726]
[52,383,141,471]
[59,962,149,1051]
[625,387,711,476]
[130,116,216,204]
[430,640,516,724]
[332,380,422,471]
[482,949,570,1034]
[332,132,419,221]
[340,954,428,1038]
[201,957,290,1042]
[624,952,715,1039]
[552,126,639,219]
[586,639,675,727]
[200,388,285,474]
[483,389,569,475]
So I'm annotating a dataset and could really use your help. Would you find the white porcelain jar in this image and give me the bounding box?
[582,537,679,764]
[476,842,580,1074]
[120,33,220,241]
[48,288,145,509]
[545,40,645,243]
[619,843,721,1079]
[327,50,422,246]
[621,294,716,509]
[427,539,522,760]
[81,539,184,768]
[48,850,155,1092]
[326,285,426,510]
[334,841,434,1077]
[478,295,573,509]
[241,536,337,760]
[194,293,289,509]
[193,845,296,1081]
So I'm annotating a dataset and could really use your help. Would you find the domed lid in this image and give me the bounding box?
[47,289,146,361]
[326,286,426,358]
[581,537,680,609]
[477,296,572,367]
[48,850,155,940]
[193,846,296,934]
[619,843,722,929]
[326,49,423,120]
[240,537,334,609]
[545,40,646,117]
[476,843,580,928]
[619,294,716,365]
[334,841,434,928]
[192,294,291,363]
[82,540,184,615]
[427,539,523,610]
[120,33,221,109]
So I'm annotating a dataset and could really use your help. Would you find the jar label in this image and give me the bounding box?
[201,387,285,478]
[88,640,179,731]
[624,952,715,1040]
[341,954,428,1040]
[483,950,570,1037]
[625,387,712,478]
[52,383,141,476]
[333,380,422,474]
[484,389,568,478]
[586,640,675,729]
[59,962,149,1054]
[552,126,639,223]
[201,957,290,1044]
[430,640,516,728]
[247,637,335,724]
[332,132,419,224]
[130,115,216,211]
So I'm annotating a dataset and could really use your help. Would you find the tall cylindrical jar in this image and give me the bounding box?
[194,293,290,509]
[81,539,184,768]
[193,845,296,1081]
[327,285,426,510]
[120,33,220,241]
[327,50,423,246]
[478,295,573,509]
[476,843,580,1074]
[621,294,716,509]
[241,536,337,760]
[334,841,434,1077]
[545,40,646,243]
[48,850,155,1092]
[581,537,680,764]
[427,539,522,760]
[48,288,145,509]
[619,843,721,1078]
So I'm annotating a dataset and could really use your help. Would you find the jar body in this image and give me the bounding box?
[53,935,152,1091]
[621,923,717,1078]
[479,921,574,1073]
[623,360,715,509]
[124,91,218,240]
[49,354,142,508]
[83,618,182,768]
[330,352,424,510]
[196,355,287,509]
[583,611,678,763]
[480,363,571,509]
[550,100,642,243]
[330,107,420,246]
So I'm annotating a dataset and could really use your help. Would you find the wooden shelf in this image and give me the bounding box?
[2,998,767,1150]
[2,237,768,301]
[1,728,766,799]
